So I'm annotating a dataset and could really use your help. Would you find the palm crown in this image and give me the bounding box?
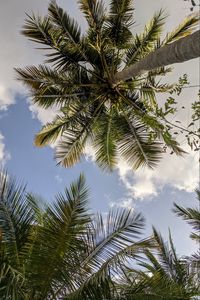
[16,0,199,170]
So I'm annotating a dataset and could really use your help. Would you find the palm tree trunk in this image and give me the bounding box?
[113,30,200,83]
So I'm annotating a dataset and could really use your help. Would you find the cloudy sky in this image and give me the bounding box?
[0,0,199,256]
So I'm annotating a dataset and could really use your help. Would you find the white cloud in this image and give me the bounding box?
[0,133,11,165]
[28,102,57,125]
[84,142,96,162]
[55,174,63,184]
[0,0,86,115]
[0,85,15,111]
[0,0,49,112]
[116,144,198,200]
[109,197,135,210]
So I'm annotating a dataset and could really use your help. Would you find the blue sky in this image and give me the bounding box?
[0,0,199,256]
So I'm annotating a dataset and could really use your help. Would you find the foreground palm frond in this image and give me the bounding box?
[0,171,41,299]
[0,170,153,299]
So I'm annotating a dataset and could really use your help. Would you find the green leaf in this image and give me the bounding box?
[117,112,163,169]
[93,107,118,171]
[104,0,134,47]
[125,9,166,65]
[78,0,106,31]
[49,0,81,44]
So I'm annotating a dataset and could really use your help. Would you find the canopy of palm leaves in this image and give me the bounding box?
[0,170,152,299]
[16,0,199,170]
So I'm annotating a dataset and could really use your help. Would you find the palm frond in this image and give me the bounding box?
[49,0,101,67]
[35,115,68,147]
[147,66,173,77]
[26,174,91,298]
[22,13,86,71]
[162,13,199,44]
[78,0,106,30]
[117,111,163,169]
[0,171,41,299]
[81,209,145,272]
[55,96,106,167]
[139,85,157,108]
[22,13,53,46]
[105,0,134,47]
[173,190,200,241]
[16,65,90,109]
[55,127,88,168]
[35,93,101,147]
[48,0,81,44]
[125,9,166,66]
[126,228,197,299]
[0,171,37,261]
[93,106,118,171]
[152,228,175,276]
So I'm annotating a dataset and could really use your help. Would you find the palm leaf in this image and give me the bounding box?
[35,93,101,147]
[48,0,81,44]
[147,66,173,77]
[22,13,53,46]
[117,111,163,169]
[22,12,86,67]
[125,9,166,66]
[173,190,200,241]
[0,172,38,262]
[26,174,91,298]
[93,106,118,171]
[55,127,88,168]
[0,171,40,299]
[16,65,90,109]
[35,115,68,147]
[55,96,106,167]
[81,209,145,273]
[78,0,106,30]
[105,0,134,47]
[125,228,197,299]
[162,13,199,44]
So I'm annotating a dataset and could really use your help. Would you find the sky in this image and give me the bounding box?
[0,0,199,256]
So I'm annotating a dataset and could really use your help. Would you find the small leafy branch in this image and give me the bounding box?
[147,74,200,153]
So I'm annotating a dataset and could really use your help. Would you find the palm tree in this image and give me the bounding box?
[16,0,199,170]
[0,170,151,299]
[116,228,200,299]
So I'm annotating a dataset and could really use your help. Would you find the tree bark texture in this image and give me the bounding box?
[114,30,200,83]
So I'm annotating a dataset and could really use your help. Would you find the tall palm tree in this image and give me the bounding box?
[16,0,199,170]
[0,170,151,299]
